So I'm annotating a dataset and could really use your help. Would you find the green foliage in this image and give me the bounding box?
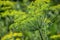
[0,0,60,40]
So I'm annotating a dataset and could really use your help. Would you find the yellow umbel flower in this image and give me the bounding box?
[35,0,51,3]
[1,32,13,40]
[16,38,21,40]
[50,34,60,39]
[13,32,23,37]
[43,0,51,3]
[1,32,23,40]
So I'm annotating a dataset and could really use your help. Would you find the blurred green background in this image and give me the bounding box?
[0,0,60,40]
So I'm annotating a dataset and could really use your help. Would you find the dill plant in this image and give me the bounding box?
[0,0,60,40]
